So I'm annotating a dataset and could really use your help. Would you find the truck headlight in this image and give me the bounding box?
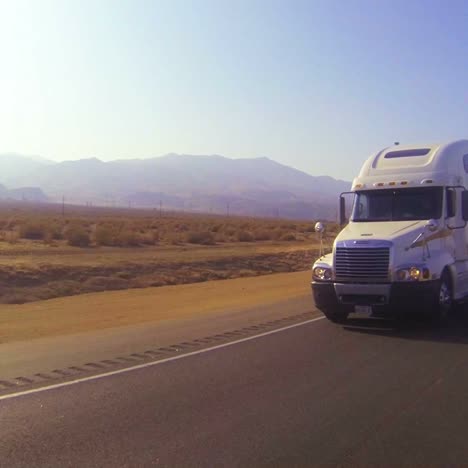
[313,266,332,281]
[396,266,430,281]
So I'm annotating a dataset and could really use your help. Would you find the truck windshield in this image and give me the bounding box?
[352,187,443,222]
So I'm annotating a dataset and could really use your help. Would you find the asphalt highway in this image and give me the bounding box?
[3,314,468,466]
[0,295,313,382]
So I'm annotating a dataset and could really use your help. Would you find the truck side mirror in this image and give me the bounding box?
[339,192,355,226]
[446,188,456,218]
[339,196,347,226]
[462,191,468,221]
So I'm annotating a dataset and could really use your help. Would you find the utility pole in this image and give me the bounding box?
[62,195,65,217]
[227,202,230,217]
[159,200,162,218]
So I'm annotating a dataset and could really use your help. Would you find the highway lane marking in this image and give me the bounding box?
[0,315,325,401]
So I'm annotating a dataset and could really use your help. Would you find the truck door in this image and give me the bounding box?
[446,187,468,297]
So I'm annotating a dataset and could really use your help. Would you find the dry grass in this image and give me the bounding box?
[0,247,319,304]
[0,202,338,248]
[0,202,337,304]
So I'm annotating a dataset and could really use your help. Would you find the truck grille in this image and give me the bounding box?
[335,247,390,282]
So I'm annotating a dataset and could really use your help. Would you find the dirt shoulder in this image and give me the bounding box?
[0,270,312,344]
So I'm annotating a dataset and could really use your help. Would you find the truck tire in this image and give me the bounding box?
[323,308,348,324]
[432,271,452,325]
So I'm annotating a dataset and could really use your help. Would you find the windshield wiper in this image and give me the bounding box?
[353,218,392,222]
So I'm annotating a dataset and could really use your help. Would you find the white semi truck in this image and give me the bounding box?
[312,140,468,323]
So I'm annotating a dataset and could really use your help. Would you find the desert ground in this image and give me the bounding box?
[0,202,336,304]
[0,270,313,344]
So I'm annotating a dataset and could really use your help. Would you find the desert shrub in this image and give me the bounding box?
[186,231,215,245]
[168,235,183,245]
[214,233,228,242]
[139,232,157,245]
[254,230,272,241]
[48,223,64,240]
[237,230,254,242]
[271,228,287,240]
[65,226,91,247]
[19,221,48,240]
[43,231,55,245]
[5,230,19,244]
[280,233,296,241]
[176,223,190,232]
[115,230,141,247]
[5,217,18,230]
[94,226,115,246]
[225,227,236,236]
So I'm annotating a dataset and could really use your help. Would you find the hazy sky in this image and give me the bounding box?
[0,0,467,180]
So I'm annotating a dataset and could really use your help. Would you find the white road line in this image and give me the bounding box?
[0,315,325,401]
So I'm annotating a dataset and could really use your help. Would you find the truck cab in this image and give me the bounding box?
[312,140,468,323]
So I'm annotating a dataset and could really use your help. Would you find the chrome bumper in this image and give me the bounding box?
[334,283,391,306]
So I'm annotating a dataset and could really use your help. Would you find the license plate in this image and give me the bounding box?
[354,305,372,315]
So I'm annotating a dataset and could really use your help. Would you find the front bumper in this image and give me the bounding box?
[311,280,440,315]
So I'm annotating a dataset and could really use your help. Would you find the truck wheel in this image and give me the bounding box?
[432,271,452,325]
[323,308,348,324]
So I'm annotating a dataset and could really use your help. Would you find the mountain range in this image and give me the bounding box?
[0,153,350,219]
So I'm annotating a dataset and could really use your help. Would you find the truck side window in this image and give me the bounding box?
[446,188,456,217]
[464,154,468,173]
